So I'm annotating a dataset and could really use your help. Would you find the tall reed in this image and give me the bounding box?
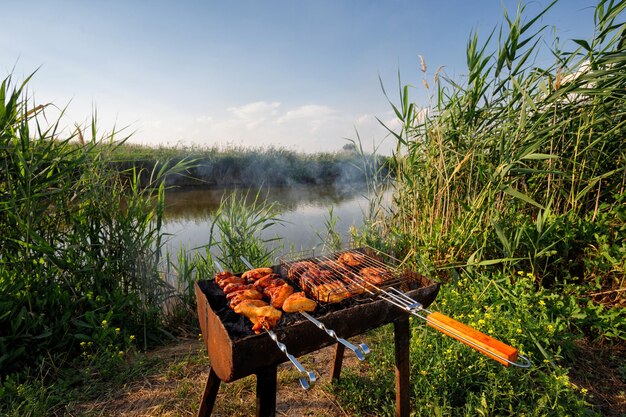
[380,1,626,282]
[205,188,284,272]
[0,73,188,372]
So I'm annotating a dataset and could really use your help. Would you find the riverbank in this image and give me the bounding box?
[108,143,390,188]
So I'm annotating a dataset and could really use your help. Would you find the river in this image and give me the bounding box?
[161,183,389,260]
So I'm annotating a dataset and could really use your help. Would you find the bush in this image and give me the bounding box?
[0,74,180,378]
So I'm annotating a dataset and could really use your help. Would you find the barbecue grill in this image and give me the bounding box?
[194,245,529,417]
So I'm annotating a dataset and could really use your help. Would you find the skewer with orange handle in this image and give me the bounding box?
[425,312,519,366]
[378,287,531,368]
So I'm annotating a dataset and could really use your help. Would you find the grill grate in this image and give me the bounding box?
[280,245,409,303]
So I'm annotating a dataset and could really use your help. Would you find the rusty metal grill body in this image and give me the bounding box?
[195,249,440,417]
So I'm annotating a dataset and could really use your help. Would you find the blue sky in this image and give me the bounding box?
[2,1,597,154]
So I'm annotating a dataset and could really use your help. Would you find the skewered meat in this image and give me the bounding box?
[233,299,282,334]
[215,271,245,288]
[282,292,317,313]
[253,275,284,289]
[337,252,365,267]
[242,267,273,282]
[299,269,332,289]
[229,294,263,308]
[297,268,356,302]
[359,267,388,285]
[312,281,351,303]
[318,260,349,275]
[223,283,255,294]
[226,288,263,300]
[287,261,318,279]
[265,284,294,309]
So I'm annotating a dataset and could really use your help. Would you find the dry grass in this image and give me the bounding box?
[67,338,360,417]
[568,338,626,417]
[65,335,626,417]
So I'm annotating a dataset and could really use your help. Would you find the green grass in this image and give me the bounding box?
[331,270,625,416]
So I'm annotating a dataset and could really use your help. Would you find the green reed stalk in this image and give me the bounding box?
[377,0,626,281]
[0,73,190,373]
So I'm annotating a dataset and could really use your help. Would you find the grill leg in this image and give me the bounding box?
[394,315,411,417]
[197,367,221,417]
[331,342,346,381]
[256,366,277,417]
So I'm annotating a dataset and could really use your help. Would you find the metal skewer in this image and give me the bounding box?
[239,257,371,361]
[213,260,316,389]
[264,327,316,390]
[285,247,531,369]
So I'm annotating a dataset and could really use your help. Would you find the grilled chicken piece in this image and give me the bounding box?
[234,299,282,334]
[215,271,243,288]
[226,288,263,300]
[233,299,268,311]
[242,267,274,282]
[228,291,264,307]
[223,283,255,294]
[337,252,365,267]
[359,267,388,285]
[287,261,318,279]
[254,275,285,289]
[312,281,351,303]
[298,269,333,290]
[318,260,350,279]
[219,276,246,289]
[265,284,294,309]
[282,292,317,313]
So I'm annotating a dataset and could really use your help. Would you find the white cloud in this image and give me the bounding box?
[227,101,281,129]
[104,99,400,155]
[276,104,334,124]
[195,115,213,124]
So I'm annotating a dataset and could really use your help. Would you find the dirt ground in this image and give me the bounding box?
[68,336,625,417]
[69,339,359,417]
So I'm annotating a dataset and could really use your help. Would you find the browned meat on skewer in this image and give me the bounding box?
[265,284,294,309]
[337,252,365,267]
[287,261,318,279]
[282,292,317,313]
[233,299,282,334]
[312,281,351,303]
[223,283,256,294]
[242,267,274,282]
[359,267,388,286]
[254,276,285,290]
[229,292,264,308]
[226,288,264,301]
[215,271,246,288]
[318,260,349,275]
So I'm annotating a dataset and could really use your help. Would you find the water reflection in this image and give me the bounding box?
[162,183,387,257]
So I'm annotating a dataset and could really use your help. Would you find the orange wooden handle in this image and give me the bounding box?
[426,312,518,366]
